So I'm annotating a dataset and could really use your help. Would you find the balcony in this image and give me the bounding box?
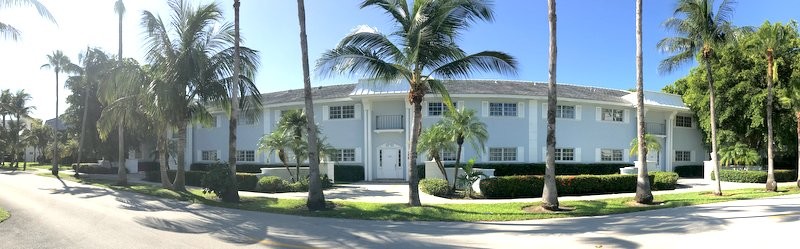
[376,115,404,131]
[645,122,666,135]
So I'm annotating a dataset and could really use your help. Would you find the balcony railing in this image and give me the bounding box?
[376,115,404,130]
[645,122,666,135]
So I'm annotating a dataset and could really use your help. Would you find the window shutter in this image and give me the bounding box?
[517,102,525,118]
[422,101,429,117]
[624,110,630,124]
[457,101,465,110]
[596,107,602,121]
[482,146,489,162]
[517,146,524,162]
[197,150,201,161]
[595,148,602,162]
[354,104,362,120]
[623,149,630,162]
[217,150,222,161]
[575,105,582,120]
[575,148,582,162]
[690,150,696,162]
[355,147,362,163]
[541,103,547,119]
[481,101,489,117]
[322,106,329,120]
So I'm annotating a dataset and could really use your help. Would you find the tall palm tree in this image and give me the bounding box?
[73,48,113,178]
[277,109,307,180]
[317,0,516,206]
[224,0,243,203]
[633,0,653,204]
[657,0,735,196]
[257,131,295,182]
[141,0,260,191]
[41,50,77,176]
[747,21,796,192]
[0,0,55,41]
[542,0,559,211]
[789,58,800,188]
[417,122,456,181]
[441,108,487,190]
[10,90,34,168]
[112,0,127,186]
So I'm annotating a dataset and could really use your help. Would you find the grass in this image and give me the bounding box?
[37,172,800,222]
[0,162,72,171]
[0,207,8,222]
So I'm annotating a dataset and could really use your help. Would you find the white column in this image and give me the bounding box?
[364,100,372,181]
[528,100,537,162]
[667,111,677,172]
[262,108,271,163]
[405,101,412,181]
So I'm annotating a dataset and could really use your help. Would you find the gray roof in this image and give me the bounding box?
[260,80,633,105]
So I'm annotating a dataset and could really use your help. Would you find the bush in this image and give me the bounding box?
[76,164,128,174]
[419,178,450,197]
[480,173,677,199]
[143,170,258,191]
[711,170,798,183]
[236,173,259,191]
[201,164,238,200]
[138,161,159,172]
[190,162,274,173]
[334,165,365,182]
[256,176,288,193]
[491,163,632,176]
[674,165,703,178]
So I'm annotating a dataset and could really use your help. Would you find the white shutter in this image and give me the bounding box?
[575,105,582,120]
[354,104,362,120]
[541,103,547,118]
[355,147,362,163]
[422,101,429,117]
[482,146,489,162]
[322,106,329,120]
[623,149,630,162]
[217,150,222,161]
[457,101,465,111]
[517,146,524,162]
[575,148,582,162]
[197,150,202,161]
[595,148,602,162]
[596,107,602,121]
[624,109,630,124]
[482,101,489,117]
[542,147,547,162]
[690,150,696,162]
[517,102,525,118]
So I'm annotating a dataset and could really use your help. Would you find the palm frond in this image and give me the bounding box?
[316,45,409,81]
[430,51,517,79]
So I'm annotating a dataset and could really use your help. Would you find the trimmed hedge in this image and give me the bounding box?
[711,170,798,183]
[137,161,159,172]
[480,172,679,199]
[674,165,703,178]
[256,176,287,193]
[143,170,259,191]
[419,178,450,197]
[190,163,268,173]
[191,163,366,182]
[491,163,632,176]
[76,164,128,174]
[335,165,364,182]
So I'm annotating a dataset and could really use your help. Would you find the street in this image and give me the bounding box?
[1,170,798,249]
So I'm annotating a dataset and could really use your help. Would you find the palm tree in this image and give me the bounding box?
[789,58,800,188]
[0,0,55,41]
[630,134,662,161]
[718,143,760,167]
[633,0,652,204]
[41,50,78,176]
[10,90,35,168]
[657,0,735,196]
[72,48,113,178]
[317,0,516,206]
[111,0,127,186]
[257,131,295,182]
[22,119,49,164]
[141,0,260,191]
[747,21,796,192]
[277,109,308,180]
[441,108,487,190]
[417,122,456,181]
[542,0,559,211]
[224,0,243,203]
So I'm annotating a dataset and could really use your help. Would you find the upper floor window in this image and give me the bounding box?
[236,150,255,162]
[237,113,256,125]
[329,105,355,119]
[333,148,356,162]
[676,116,692,127]
[489,103,517,117]
[555,148,575,161]
[675,150,691,161]
[600,149,623,161]
[489,147,517,161]
[201,150,218,161]
[556,105,575,119]
[428,102,458,116]
[440,149,457,161]
[601,108,624,122]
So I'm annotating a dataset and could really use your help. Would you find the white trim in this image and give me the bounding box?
[528,100,537,162]
[322,105,329,120]
[541,103,547,119]
[517,102,525,118]
[623,149,630,162]
[422,101,429,117]
[575,148,582,162]
[595,148,601,162]
[595,107,602,121]
[516,146,524,162]
[354,104,362,120]
[481,101,489,117]
[575,105,582,121]
[262,108,271,163]
[264,97,354,108]
[447,94,636,107]
[623,109,630,124]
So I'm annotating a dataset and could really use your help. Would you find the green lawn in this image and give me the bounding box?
[0,207,9,222]
[39,172,800,222]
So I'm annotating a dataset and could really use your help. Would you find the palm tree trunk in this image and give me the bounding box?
[705,55,722,196]
[158,129,172,189]
[75,83,90,178]
[279,151,295,182]
[796,111,800,188]
[451,141,463,190]
[542,0,559,211]
[634,0,653,204]
[172,122,187,191]
[52,70,59,176]
[765,52,776,192]
[222,0,242,203]
[408,97,423,206]
[116,121,127,185]
[296,0,325,210]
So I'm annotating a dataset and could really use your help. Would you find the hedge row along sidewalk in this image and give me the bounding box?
[38,172,800,222]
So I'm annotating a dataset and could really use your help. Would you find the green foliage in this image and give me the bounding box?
[419,178,450,197]
[256,176,289,193]
[334,165,364,183]
[674,165,704,178]
[711,169,797,183]
[629,134,662,157]
[718,143,761,166]
[480,173,677,199]
[455,159,485,196]
[492,163,632,176]
[76,164,128,174]
[144,170,258,192]
[201,164,238,199]
[417,123,456,177]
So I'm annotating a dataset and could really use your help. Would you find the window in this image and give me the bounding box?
[555,148,575,161]
[601,149,624,161]
[236,150,255,162]
[489,103,517,117]
[556,105,575,119]
[329,105,355,119]
[441,150,457,161]
[428,102,458,116]
[489,147,517,161]
[675,151,691,161]
[237,113,256,125]
[676,116,692,127]
[201,150,218,161]
[333,149,356,162]
[601,108,624,122]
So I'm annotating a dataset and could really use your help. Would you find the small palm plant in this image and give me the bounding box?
[629,134,662,162]
[718,143,761,168]
[257,131,295,182]
[455,159,485,198]
[417,123,456,181]
[442,108,488,190]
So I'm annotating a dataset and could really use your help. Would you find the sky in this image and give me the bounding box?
[1,0,799,121]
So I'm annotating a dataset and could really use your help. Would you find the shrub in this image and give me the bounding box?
[256,176,288,193]
[334,165,365,182]
[480,173,677,199]
[143,170,258,192]
[492,163,631,176]
[674,165,703,178]
[76,164,128,174]
[190,162,274,173]
[137,161,159,172]
[711,170,798,183]
[419,178,450,197]
[201,164,238,201]
[236,173,259,191]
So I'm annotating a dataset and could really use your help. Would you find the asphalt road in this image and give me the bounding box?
[0,170,798,249]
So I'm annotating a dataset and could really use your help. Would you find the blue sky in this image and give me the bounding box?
[1,0,799,119]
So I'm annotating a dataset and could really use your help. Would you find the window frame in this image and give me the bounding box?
[554,147,575,161]
[675,150,691,161]
[334,148,356,162]
[600,148,624,162]
[236,150,256,162]
[601,108,624,122]
[676,115,692,128]
[489,147,517,161]
[237,113,256,126]
[556,105,576,119]
[329,105,355,120]
[489,103,517,117]
[201,150,218,161]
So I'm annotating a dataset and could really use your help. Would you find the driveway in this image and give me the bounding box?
[1,170,797,248]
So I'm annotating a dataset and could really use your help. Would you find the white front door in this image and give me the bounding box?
[378,148,403,179]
